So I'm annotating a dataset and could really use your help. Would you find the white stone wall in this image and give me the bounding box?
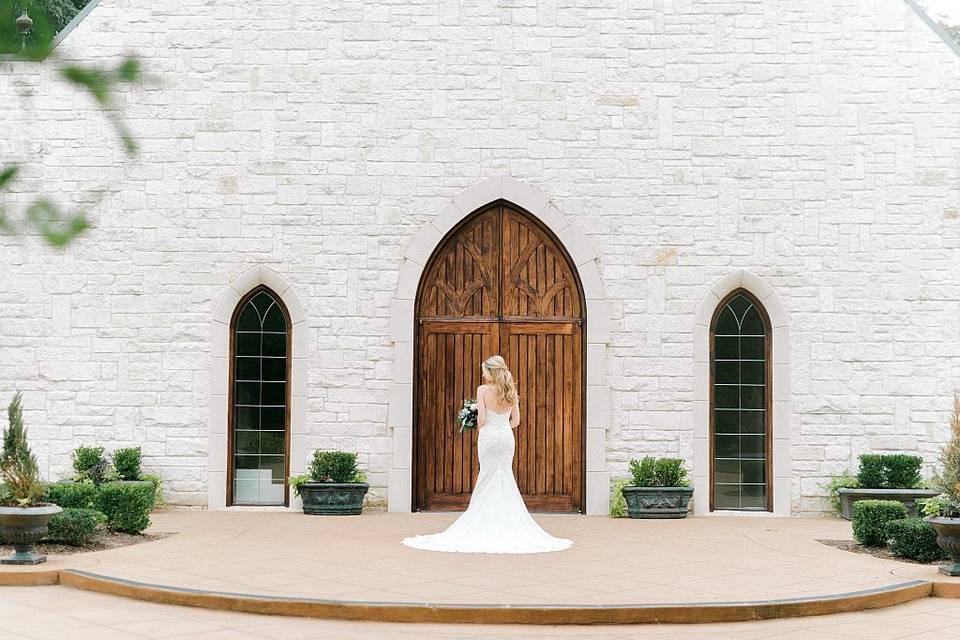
[0,0,958,512]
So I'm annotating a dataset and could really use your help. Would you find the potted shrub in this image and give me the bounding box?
[836,453,938,520]
[621,456,693,519]
[0,393,62,565]
[923,392,960,576]
[289,450,368,515]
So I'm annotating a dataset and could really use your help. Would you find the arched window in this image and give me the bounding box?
[228,286,290,506]
[710,289,772,511]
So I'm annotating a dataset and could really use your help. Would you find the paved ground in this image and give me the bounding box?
[4,586,960,639]
[7,510,952,606]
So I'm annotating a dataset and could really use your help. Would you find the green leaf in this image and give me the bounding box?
[0,164,19,188]
[59,65,111,106]
[25,199,91,247]
[117,57,141,83]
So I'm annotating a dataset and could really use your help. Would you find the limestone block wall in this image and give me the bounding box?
[0,0,957,513]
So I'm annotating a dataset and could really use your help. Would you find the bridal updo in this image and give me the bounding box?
[481,355,518,406]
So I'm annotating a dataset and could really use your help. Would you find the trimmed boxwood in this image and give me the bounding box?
[45,481,97,509]
[95,481,155,534]
[112,447,143,481]
[852,499,908,546]
[45,508,106,546]
[885,517,946,563]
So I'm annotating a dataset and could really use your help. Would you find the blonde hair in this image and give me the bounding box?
[482,355,518,406]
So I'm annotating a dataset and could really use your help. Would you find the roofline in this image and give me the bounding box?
[51,0,104,52]
[904,0,960,58]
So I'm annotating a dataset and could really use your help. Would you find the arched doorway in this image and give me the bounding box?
[414,201,585,513]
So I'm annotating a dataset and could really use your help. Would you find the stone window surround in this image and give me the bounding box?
[386,177,613,515]
[209,267,308,510]
[693,270,792,517]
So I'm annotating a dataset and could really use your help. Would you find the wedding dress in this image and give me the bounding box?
[402,408,572,554]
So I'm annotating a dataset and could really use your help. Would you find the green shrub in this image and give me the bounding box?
[1,392,43,506]
[45,481,97,509]
[112,447,143,481]
[883,454,923,489]
[45,508,106,546]
[95,481,155,534]
[308,451,361,483]
[857,454,886,489]
[72,446,110,484]
[824,473,860,515]
[610,478,629,518]
[141,473,165,507]
[852,500,908,547]
[628,457,690,488]
[884,517,946,563]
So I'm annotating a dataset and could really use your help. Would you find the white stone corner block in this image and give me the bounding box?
[502,176,550,216]
[208,393,228,436]
[692,436,709,478]
[693,476,709,515]
[585,471,610,515]
[586,301,611,344]
[773,477,792,516]
[773,438,792,477]
[259,265,293,296]
[537,202,571,235]
[390,299,414,343]
[579,261,605,301]
[291,358,308,397]
[694,291,720,327]
[773,326,791,363]
[557,224,597,267]
[586,343,607,387]
[452,176,502,215]
[586,428,607,472]
[430,201,465,237]
[290,394,307,435]
[281,287,307,324]
[207,433,227,473]
[387,467,412,512]
[211,321,229,358]
[693,361,709,402]
[740,270,774,301]
[586,384,611,430]
[709,270,744,300]
[773,401,790,438]
[292,321,309,356]
[404,224,443,266]
[208,472,226,510]
[393,340,413,384]
[773,363,791,402]
[765,293,789,329]
[392,426,412,469]
[388,383,413,427]
[210,359,229,396]
[289,433,307,473]
[213,288,241,324]
[230,266,262,296]
[396,259,425,301]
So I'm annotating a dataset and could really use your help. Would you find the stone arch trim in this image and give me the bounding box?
[692,270,792,516]
[208,266,308,509]
[387,177,612,515]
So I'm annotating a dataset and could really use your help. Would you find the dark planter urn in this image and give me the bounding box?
[926,516,960,577]
[298,482,369,515]
[621,486,694,519]
[837,488,939,520]
[0,504,62,565]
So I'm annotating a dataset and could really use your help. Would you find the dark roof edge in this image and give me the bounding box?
[904,0,960,58]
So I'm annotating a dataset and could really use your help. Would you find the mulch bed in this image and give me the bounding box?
[1,531,169,557]
[818,539,942,565]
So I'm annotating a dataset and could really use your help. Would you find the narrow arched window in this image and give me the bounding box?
[229,287,290,506]
[710,290,772,511]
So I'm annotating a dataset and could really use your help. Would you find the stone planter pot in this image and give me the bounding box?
[925,516,960,576]
[298,482,369,515]
[621,486,694,519]
[0,504,62,565]
[837,488,939,520]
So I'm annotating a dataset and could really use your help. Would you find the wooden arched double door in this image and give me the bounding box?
[414,202,585,513]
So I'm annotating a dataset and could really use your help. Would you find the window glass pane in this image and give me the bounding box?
[741,485,767,509]
[740,361,765,385]
[263,306,286,332]
[714,435,740,459]
[236,333,262,356]
[714,307,739,335]
[261,431,286,455]
[741,435,765,458]
[261,382,286,406]
[740,410,765,434]
[236,357,260,381]
[715,484,740,509]
[714,361,739,383]
[235,431,259,455]
[260,407,286,431]
[235,406,259,430]
[260,456,286,481]
[262,358,286,381]
[741,385,765,410]
[715,337,739,359]
[715,385,739,409]
[740,307,765,335]
[741,459,765,484]
[714,459,740,484]
[715,409,739,434]
[740,337,765,359]
[235,382,260,405]
[236,305,262,331]
[262,334,286,357]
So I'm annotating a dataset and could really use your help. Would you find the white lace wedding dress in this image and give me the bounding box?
[402,408,572,554]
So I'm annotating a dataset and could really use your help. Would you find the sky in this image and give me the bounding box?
[921,0,960,24]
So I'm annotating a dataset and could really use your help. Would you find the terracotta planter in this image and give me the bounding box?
[0,504,62,565]
[837,488,939,520]
[298,482,369,515]
[621,486,693,519]
[926,516,960,576]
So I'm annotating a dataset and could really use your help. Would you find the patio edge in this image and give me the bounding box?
[56,569,934,625]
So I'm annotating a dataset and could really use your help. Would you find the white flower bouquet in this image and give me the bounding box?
[457,399,478,432]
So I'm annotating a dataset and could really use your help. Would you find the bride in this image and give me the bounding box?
[402,355,572,554]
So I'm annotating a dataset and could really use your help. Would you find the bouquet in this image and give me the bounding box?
[457,399,478,433]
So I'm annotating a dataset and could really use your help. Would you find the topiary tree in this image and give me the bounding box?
[0,392,43,506]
